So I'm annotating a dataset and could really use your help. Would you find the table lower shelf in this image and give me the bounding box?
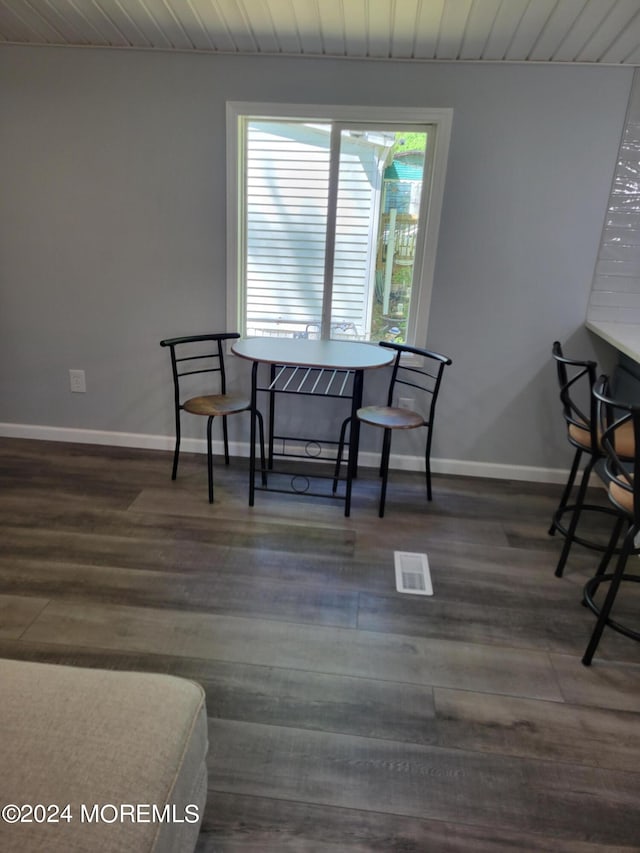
[252,456,350,503]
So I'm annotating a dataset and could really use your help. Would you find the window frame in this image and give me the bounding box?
[226,101,453,347]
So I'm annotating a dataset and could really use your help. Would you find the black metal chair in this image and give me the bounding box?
[548,341,634,577]
[335,341,451,517]
[160,333,264,503]
[582,376,640,665]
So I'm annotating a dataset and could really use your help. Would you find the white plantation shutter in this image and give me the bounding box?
[246,122,330,336]
[332,134,382,337]
[245,121,381,338]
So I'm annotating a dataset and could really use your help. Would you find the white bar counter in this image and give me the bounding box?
[586,320,640,365]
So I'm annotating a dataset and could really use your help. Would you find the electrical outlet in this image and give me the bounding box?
[398,396,414,409]
[69,369,86,393]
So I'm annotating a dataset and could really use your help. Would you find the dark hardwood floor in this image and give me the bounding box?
[1,437,639,851]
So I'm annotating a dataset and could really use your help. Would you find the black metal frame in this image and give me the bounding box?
[548,341,621,577]
[246,360,362,516]
[335,341,451,517]
[582,377,640,665]
[160,333,264,503]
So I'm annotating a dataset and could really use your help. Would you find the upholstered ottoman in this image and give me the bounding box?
[0,659,208,852]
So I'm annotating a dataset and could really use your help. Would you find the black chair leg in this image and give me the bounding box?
[378,429,393,518]
[549,448,582,536]
[332,417,350,494]
[207,416,214,504]
[256,410,267,487]
[554,454,596,578]
[594,515,626,579]
[582,526,636,666]
[171,413,181,481]
[424,428,433,502]
[222,415,230,465]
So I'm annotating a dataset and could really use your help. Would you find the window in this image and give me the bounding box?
[227,103,452,346]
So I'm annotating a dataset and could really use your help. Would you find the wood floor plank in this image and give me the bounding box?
[550,653,640,712]
[205,719,640,846]
[196,791,632,853]
[0,637,175,674]
[0,525,231,572]
[0,556,359,628]
[166,657,437,744]
[129,484,354,530]
[351,508,511,549]
[357,589,640,662]
[132,483,512,549]
[20,600,565,700]
[0,505,355,557]
[222,544,393,592]
[358,590,587,653]
[0,487,137,516]
[172,655,640,773]
[0,594,50,638]
[411,538,587,582]
[0,499,241,547]
[2,634,637,780]
[433,687,640,772]
[223,535,575,598]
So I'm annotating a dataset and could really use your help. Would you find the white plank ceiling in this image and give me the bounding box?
[1,0,640,65]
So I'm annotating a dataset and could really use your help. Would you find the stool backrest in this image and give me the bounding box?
[160,333,240,410]
[380,341,451,426]
[551,340,598,451]
[593,375,640,528]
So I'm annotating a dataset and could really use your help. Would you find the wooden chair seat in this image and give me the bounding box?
[183,392,251,417]
[610,474,634,516]
[567,420,593,451]
[568,417,634,457]
[357,405,425,430]
[611,420,635,458]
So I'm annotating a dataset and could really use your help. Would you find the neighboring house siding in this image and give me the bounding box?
[333,135,383,338]
[246,121,383,338]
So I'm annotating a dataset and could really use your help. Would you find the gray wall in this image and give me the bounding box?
[0,46,632,477]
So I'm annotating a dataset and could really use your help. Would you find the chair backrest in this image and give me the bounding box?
[380,341,452,425]
[160,333,240,407]
[593,375,640,527]
[551,340,598,450]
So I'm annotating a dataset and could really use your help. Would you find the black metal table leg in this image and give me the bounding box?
[249,361,258,507]
[345,369,364,517]
[268,363,276,470]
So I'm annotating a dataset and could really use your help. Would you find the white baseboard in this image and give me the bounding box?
[0,423,180,452]
[0,422,570,485]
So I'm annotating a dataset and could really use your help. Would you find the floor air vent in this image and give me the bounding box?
[394,551,433,596]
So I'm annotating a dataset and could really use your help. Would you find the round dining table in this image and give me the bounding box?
[232,337,394,515]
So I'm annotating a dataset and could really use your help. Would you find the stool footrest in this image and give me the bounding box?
[583,573,640,644]
[552,503,622,553]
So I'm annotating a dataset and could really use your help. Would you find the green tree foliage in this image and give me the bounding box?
[391,132,427,157]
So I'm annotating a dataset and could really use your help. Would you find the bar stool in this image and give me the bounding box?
[582,376,640,665]
[548,342,633,577]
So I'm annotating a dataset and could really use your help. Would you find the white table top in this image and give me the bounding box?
[586,320,640,364]
[232,337,394,371]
